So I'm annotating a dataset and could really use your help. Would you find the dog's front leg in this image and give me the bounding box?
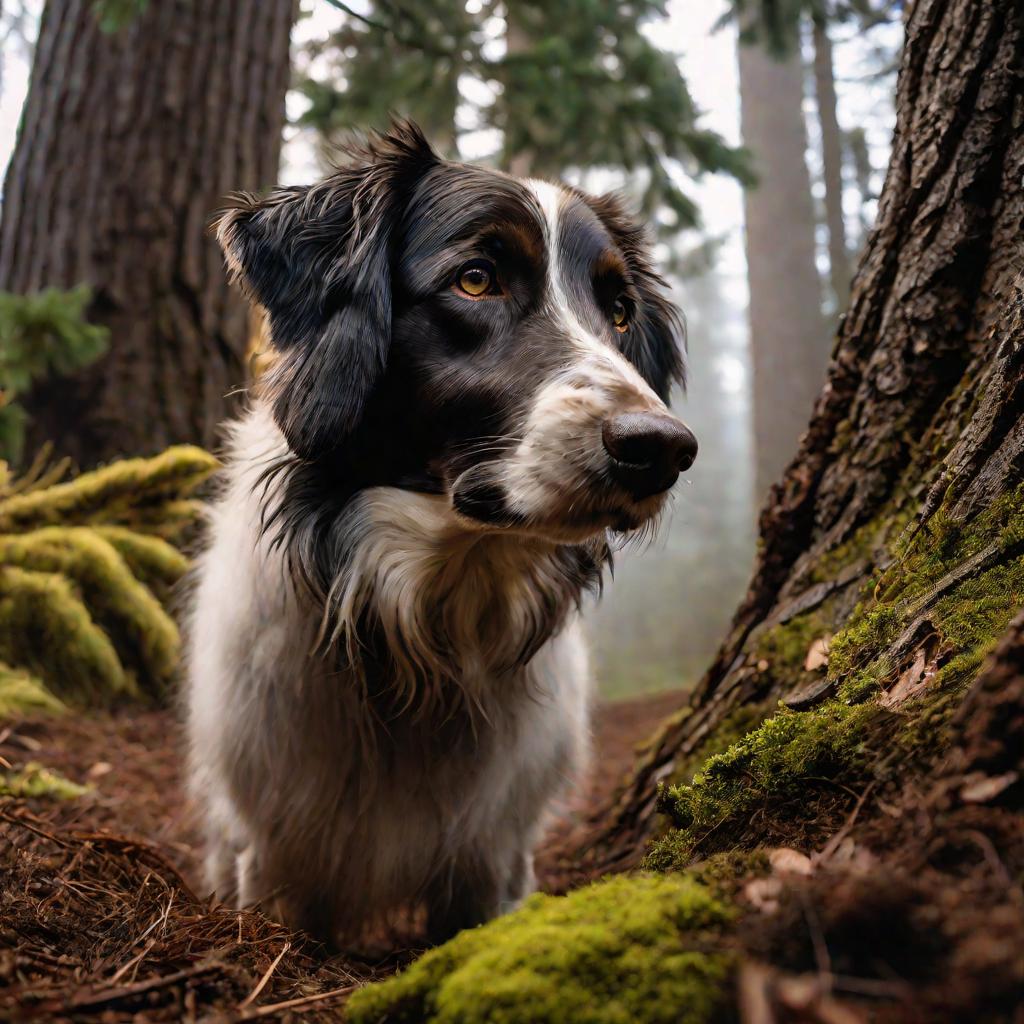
[424,858,503,945]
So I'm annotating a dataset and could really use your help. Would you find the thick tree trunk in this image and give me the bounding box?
[738,40,826,501]
[583,0,1024,875]
[0,0,296,466]
[812,17,850,312]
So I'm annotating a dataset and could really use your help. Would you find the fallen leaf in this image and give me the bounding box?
[880,645,940,709]
[769,847,814,876]
[960,771,1018,803]
[804,635,832,672]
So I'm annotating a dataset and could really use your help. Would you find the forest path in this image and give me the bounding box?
[1,688,685,894]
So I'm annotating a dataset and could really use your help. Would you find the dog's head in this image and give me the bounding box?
[217,121,696,543]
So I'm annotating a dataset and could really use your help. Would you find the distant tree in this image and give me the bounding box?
[0,0,297,466]
[727,0,904,307]
[726,0,903,498]
[737,39,825,501]
[300,0,753,230]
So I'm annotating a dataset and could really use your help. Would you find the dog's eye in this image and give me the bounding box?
[612,297,630,333]
[454,260,499,298]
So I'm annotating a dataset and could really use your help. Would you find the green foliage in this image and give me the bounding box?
[347,874,735,1024]
[299,1,753,229]
[722,0,903,56]
[0,662,65,717]
[0,288,108,464]
[0,446,217,710]
[1,761,88,800]
[650,700,881,868]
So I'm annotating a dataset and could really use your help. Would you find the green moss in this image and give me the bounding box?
[826,604,899,680]
[1,761,87,799]
[92,526,189,589]
[0,661,64,716]
[836,667,883,704]
[655,700,881,863]
[0,445,217,533]
[0,527,179,692]
[821,484,1024,697]
[670,702,773,788]
[753,611,830,685]
[0,565,135,704]
[685,849,771,890]
[346,875,735,1024]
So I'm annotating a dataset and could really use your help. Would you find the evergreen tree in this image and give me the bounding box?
[724,0,903,55]
[300,1,752,228]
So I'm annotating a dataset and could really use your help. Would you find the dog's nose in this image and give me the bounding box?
[601,412,698,498]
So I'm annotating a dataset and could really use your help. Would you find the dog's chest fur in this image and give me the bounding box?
[187,405,591,937]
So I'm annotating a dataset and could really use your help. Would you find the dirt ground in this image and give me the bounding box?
[0,689,685,1021]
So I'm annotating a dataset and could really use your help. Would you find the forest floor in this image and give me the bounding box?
[0,689,684,1021]
[3,664,1022,1023]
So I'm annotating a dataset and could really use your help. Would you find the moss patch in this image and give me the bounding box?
[669,702,773,789]
[753,610,832,688]
[824,482,1024,697]
[1,761,87,800]
[653,700,882,865]
[0,661,64,717]
[346,875,735,1024]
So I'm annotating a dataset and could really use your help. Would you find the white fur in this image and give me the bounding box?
[498,182,670,530]
[187,403,591,944]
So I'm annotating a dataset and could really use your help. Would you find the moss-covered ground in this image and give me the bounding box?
[346,875,735,1024]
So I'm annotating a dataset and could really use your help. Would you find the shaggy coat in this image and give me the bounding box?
[187,122,695,946]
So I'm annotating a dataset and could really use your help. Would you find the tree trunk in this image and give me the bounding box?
[812,17,850,312]
[502,11,534,178]
[582,0,1024,876]
[0,0,296,466]
[738,39,826,501]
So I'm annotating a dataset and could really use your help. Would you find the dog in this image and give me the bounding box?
[186,121,697,947]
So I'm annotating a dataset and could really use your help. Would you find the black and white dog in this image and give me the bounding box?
[187,122,696,947]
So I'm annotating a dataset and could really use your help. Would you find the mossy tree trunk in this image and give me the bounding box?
[585,0,1024,874]
[0,0,296,467]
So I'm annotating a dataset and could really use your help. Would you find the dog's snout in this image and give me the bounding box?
[601,412,698,498]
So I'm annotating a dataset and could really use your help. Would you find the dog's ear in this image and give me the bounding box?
[215,120,438,459]
[583,192,686,402]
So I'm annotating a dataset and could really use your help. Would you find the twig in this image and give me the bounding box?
[798,889,833,982]
[63,961,224,1010]
[105,939,157,988]
[0,807,72,847]
[237,942,290,1010]
[230,982,359,1020]
[817,782,875,864]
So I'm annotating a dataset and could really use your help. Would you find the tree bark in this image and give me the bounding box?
[738,38,827,501]
[0,0,296,466]
[583,0,1024,874]
[812,17,850,312]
